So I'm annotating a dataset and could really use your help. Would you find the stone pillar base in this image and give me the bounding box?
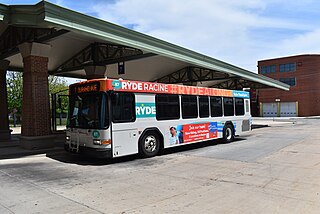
[0,129,12,141]
[20,135,57,150]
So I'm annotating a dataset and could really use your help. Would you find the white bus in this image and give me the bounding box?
[65,78,251,158]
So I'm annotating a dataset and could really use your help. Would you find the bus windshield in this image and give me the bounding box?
[68,93,108,129]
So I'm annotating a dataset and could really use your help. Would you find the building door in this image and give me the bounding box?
[280,102,297,117]
[262,103,278,117]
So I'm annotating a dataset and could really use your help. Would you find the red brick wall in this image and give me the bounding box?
[21,55,51,136]
[258,55,320,116]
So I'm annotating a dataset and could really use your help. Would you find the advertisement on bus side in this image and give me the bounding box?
[109,79,246,98]
[169,122,218,145]
[136,103,156,118]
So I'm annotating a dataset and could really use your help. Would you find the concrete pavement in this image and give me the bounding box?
[0,118,320,213]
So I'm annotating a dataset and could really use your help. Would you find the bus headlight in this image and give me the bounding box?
[93,139,101,145]
[66,136,70,141]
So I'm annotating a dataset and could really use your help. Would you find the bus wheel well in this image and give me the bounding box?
[223,121,235,143]
[139,128,164,151]
[224,121,235,134]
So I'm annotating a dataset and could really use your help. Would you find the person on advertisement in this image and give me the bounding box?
[169,127,179,145]
[178,129,184,144]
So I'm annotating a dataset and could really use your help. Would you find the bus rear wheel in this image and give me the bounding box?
[223,124,234,143]
[139,132,160,158]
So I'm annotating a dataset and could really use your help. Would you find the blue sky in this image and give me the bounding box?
[4,0,320,72]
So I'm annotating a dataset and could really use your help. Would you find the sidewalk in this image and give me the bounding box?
[252,117,296,127]
[0,129,65,160]
[0,144,64,159]
[9,125,66,134]
[0,135,64,159]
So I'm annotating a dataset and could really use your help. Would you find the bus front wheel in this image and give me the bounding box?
[223,124,234,143]
[139,132,160,158]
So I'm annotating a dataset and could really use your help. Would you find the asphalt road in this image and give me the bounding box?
[0,118,320,214]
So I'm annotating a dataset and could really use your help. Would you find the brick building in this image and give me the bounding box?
[257,54,320,117]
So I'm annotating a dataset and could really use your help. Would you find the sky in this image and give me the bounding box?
[4,0,320,72]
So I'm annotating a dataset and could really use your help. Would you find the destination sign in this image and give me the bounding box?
[70,82,100,94]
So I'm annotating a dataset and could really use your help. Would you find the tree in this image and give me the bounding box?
[6,72,23,114]
[6,71,69,114]
[48,75,69,114]
[48,75,68,94]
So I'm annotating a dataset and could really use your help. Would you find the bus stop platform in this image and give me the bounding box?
[0,132,65,160]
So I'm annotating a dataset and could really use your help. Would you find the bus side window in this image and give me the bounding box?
[181,95,198,119]
[245,100,250,113]
[199,96,209,118]
[111,92,136,123]
[223,97,234,116]
[156,94,180,120]
[210,96,222,117]
[235,98,245,116]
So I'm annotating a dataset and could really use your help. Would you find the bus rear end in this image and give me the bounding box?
[65,81,112,158]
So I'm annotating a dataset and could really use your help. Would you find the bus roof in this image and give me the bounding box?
[70,78,250,99]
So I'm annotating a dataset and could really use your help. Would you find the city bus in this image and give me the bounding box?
[65,78,251,158]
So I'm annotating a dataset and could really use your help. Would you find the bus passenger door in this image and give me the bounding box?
[110,92,138,157]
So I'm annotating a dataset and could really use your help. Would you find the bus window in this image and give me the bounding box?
[245,100,250,113]
[182,95,198,119]
[210,97,222,117]
[235,98,245,116]
[199,96,209,118]
[111,92,136,123]
[223,97,234,116]
[68,93,107,129]
[156,94,180,120]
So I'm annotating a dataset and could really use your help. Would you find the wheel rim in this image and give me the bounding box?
[144,135,157,153]
[226,128,233,140]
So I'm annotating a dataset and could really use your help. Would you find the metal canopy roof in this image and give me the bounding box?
[0,1,289,90]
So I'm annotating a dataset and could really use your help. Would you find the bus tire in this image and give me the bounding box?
[139,131,160,158]
[223,124,234,143]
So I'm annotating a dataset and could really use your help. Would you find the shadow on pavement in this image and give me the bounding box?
[45,137,246,166]
[46,150,140,166]
[0,146,64,161]
[251,124,269,129]
[160,137,245,156]
[0,134,245,165]
[0,134,65,160]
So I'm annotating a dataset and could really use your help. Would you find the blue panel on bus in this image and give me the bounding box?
[136,103,156,118]
[232,91,250,99]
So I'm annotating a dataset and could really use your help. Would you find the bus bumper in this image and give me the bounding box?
[64,144,112,159]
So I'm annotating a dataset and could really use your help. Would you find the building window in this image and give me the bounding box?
[156,94,180,120]
[181,95,198,119]
[111,92,136,123]
[279,63,296,72]
[260,65,276,74]
[279,77,296,86]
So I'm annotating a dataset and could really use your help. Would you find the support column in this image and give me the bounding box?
[84,65,106,79]
[0,60,11,141]
[18,42,55,149]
